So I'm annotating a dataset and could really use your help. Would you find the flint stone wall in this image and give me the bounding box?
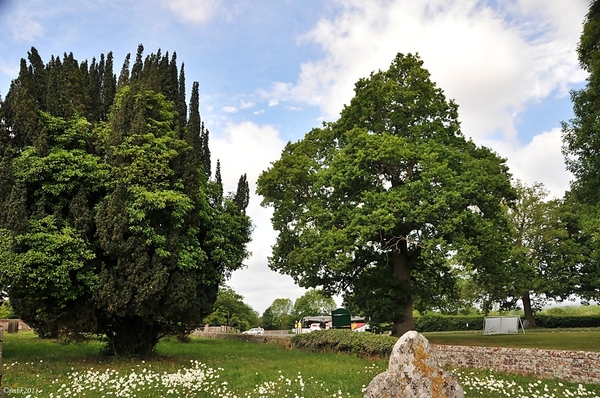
[433,344,600,385]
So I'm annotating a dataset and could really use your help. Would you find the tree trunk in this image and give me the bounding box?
[521,291,537,328]
[392,248,415,336]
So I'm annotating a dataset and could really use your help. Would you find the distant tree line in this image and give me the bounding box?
[261,289,337,330]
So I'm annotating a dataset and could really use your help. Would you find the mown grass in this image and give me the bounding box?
[2,332,386,396]
[1,331,599,397]
[424,328,600,351]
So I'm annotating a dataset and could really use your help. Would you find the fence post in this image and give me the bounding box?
[0,326,3,387]
[7,320,18,334]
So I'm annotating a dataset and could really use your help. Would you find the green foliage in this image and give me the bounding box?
[413,312,600,331]
[487,181,593,326]
[262,298,293,330]
[533,314,600,328]
[0,300,14,319]
[563,1,600,205]
[291,289,337,321]
[414,313,484,332]
[203,285,259,331]
[292,329,397,358]
[561,1,600,303]
[258,53,515,336]
[540,305,600,316]
[0,47,252,356]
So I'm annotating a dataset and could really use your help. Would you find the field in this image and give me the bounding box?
[1,331,599,397]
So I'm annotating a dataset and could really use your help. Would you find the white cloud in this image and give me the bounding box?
[0,60,19,83]
[222,106,237,113]
[240,100,255,109]
[10,8,44,42]
[165,0,221,24]
[210,121,307,313]
[486,128,572,199]
[265,0,587,142]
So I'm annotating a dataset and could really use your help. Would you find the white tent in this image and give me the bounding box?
[483,316,525,335]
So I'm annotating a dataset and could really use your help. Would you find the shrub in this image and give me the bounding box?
[533,314,600,328]
[0,301,13,319]
[415,314,484,332]
[291,330,396,358]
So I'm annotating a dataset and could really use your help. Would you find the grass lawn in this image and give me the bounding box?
[423,328,600,352]
[1,331,599,397]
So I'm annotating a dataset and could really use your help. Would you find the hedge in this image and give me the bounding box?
[412,314,600,332]
[291,330,397,357]
[533,314,600,328]
[414,314,484,332]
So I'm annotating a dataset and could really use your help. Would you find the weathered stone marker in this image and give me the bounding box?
[364,330,464,398]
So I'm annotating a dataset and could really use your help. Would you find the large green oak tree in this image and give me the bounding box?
[257,53,515,336]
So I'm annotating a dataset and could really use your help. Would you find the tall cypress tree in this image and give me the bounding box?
[215,159,223,205]
[4,58,40,148]
[27,47,47,111]
[201,122,211,177]
[100,52,116,122]
[117,53,131,89]
[234,173,250,212]
[130,44,144,84]
[84,57,100,122]
[176,63,187,132]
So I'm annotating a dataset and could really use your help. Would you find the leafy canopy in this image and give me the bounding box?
[561,1,600,302]
[258,53,515,335]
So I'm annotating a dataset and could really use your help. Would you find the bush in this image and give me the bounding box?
[291,330,396,358]
[0,301,13,319]
[414,314,484,332]
[533,314,600,328]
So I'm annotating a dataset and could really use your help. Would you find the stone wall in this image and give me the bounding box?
[434,344,600,385]
[194,325,239,334]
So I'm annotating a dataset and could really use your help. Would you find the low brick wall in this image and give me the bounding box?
[0,319,31,331]
[434,344,600,385]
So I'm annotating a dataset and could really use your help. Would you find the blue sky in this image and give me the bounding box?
[0,0,590,314]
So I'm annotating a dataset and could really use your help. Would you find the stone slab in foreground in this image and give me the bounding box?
[364,330,464,398]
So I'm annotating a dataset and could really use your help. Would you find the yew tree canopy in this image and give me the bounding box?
[257,53,515,331]
[0,46,252,356]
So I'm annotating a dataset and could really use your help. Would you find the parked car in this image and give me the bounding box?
[309,323,321,331]
[242,327,264,335]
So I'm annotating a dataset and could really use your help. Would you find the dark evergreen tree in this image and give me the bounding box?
[214,159,224,205]
[130,44,144,83]
[117,53,131,89]
[27,48,47,110]
[100,52,116,121]
[201,122,211,177]
[84,57,101,122]
[175,62,187,131]
[0,47,252,356]
[3,58,40,148]
[234,173,250,212]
